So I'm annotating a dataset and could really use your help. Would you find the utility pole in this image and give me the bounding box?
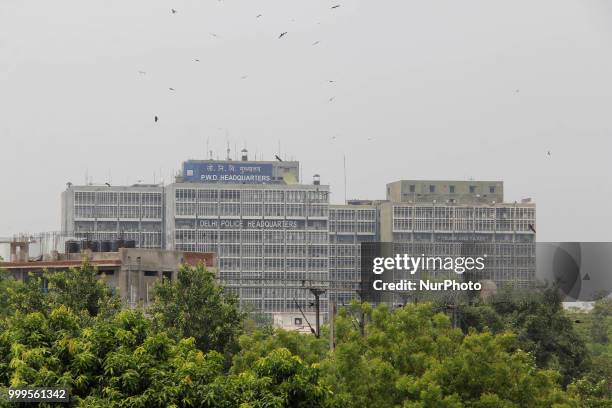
[309,287,325,338]
[329,297,336,350]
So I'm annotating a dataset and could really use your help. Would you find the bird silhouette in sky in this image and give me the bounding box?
[528,224,536,233]
[275,155,283,162]
[547,151,551,157]
[331,4,341,9]
[104,183,111,187]
[256,14,262,18]
[194,59,200,62]
[209,32,219,38]
[169,87,175,91]
[154,116,158,122]
[328,80,335,83]
[241,75,248,79]
[138,70,146,75]
[171,9,177,14]
[279,32,287,39]
[312,41,320,46]
[329,96,335,102]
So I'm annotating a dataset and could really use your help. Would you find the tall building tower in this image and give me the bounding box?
[165,155,330,319]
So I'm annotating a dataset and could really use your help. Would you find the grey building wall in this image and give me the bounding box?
[377,200,536,300]
[329,204,378,306]
[387,180,504,205]
[164,181,330,319]
[61,184,165,248]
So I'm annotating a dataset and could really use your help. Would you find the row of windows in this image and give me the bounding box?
[329,221,376,233]
[217,257,329,271]
[403,184,498,194]
[175,189,329,204]
[175,202,328,217]
[393,218,535,232]
[73,231,161,246]
[393,206,535,220]
[75,205,162,219]
[74,191,162,205]
[175,229,329,244]
[329,209,377,221]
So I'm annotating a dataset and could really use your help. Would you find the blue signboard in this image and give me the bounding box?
[182,161,274,184]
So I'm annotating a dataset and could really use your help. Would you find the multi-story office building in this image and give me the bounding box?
[61,160,536,318]
[165,179,330,317]
[62,155,329,318]
[378,180,536,305]
[61,184,164,248]
[329,202,378,306]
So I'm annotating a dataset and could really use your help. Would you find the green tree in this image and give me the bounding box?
[149,264,244,356]
[0,305,334,408]
[231,328,329,374]
[46,261,121,319]
[319,302,577,407]
[460,287,589,386]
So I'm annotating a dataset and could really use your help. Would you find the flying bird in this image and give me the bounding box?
[275,155,283,162]
[328,96,335,102]
[279,32,287,39]
[194,59,200,62]
[547,150,551,156]
[138,70,146,75]
[169,87,175,91]
[209,32,219,38]
[312,41,320,46]
[240,75,248,80]
[328,80,335,83]
[154,116,158,122]
[105,183,111,187]
[256,14,262,18]
[331,4,341,9]
[171,8,177,14]
[528,224,536,233]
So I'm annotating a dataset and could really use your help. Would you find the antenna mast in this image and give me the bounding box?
[343,155,347,204]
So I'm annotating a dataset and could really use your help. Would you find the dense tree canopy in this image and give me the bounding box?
[0,264,610,407]
[149,264,245,356]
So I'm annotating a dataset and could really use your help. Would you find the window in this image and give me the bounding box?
[409,184,415,193]
[294,317,303,326]
[489,186,496,193]
[469,185,476,194]
[144,271,158,277]
[449,185,455,194]
[162,271,172,281]
[429,185,435,193]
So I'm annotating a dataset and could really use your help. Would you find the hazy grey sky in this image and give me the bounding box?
[1,0,611,242]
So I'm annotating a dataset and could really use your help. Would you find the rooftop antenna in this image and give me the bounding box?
[343,155,347,204]
[206,137,209,160]
[226,141,231,160]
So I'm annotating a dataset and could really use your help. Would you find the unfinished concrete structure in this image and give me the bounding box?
[1,247,215,307]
